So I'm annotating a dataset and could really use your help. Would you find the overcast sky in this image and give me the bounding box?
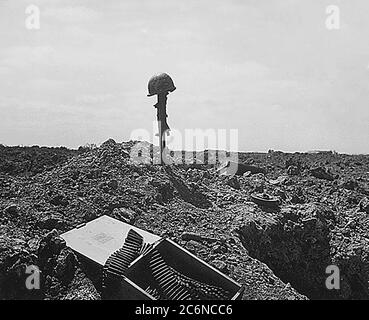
[0,0,368,153]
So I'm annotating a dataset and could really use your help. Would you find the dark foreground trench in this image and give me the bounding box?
[235,203,369,300]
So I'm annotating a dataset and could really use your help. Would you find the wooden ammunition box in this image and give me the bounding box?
[61,215,244,300]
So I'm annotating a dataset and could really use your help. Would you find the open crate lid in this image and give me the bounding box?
[60,215,161,265]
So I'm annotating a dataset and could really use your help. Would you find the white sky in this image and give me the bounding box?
[0,0,368,153]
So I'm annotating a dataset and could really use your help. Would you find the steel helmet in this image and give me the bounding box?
[147,73,176,97]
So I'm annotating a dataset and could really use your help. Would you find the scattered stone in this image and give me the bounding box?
[55,248,78,284]
[243,171,252,177]
[62,177,73,185]
[3,204,19,216]
[269,175,288,185]
[50,194,69,207]
[112,207,136,224]
[2,142,369,300]
[218,161,266,176]
[358,198,369,214]
[226,176,240,190]
[62,270,101,300]
[184,240,207,253]
[69,170,80,181]
[86,169,102,179]
[37,229,66,267]
[287,165,299,176]
[100,138,116,148]
[310,167,335,181]
[211,260,228,273]
[340,179,359,190]
[107,179,119,190]
[37,214,65,230]
[149,179,174,202]
[0,248,41,299]
[285,157,303,171]
[27,237,40,252]
[212,243,228,254]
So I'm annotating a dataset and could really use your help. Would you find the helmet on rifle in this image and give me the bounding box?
[147,73,176,97]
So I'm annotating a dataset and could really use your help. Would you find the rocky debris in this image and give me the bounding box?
[112,207,137,224]
[0,230,39,299]
[310,166,335,181]
[219,161,266,176]
[37,213,65,231]
[149,178,174,203]
[185,168,211,183]
[86,168,102,179]
[225,176,241,190]
[326,208,369,299]
[235,202,369,299]
[235,203,337,299]
[37,230,67,269]
[49,194,69,207]
[100,138,116,148]
[61,270,101,300]
[3,204,19,216]
[269,175,288,186]
[0,145,80,176]
[69,170,80,181]
[287,165,299,176]
[358,198,369,214]
[289,186,305,204]
[242,173,266,194]
[1,142,369,300]
[32,229,100,299]
[340,179,359,191]
[107,179,119,190]
[54,248,78,284]
[212,243,228,254]
[165,168,212,209]
[285,157,303,173]
[211,260,228,273]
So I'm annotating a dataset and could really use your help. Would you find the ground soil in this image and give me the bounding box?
[1,140,368,300]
